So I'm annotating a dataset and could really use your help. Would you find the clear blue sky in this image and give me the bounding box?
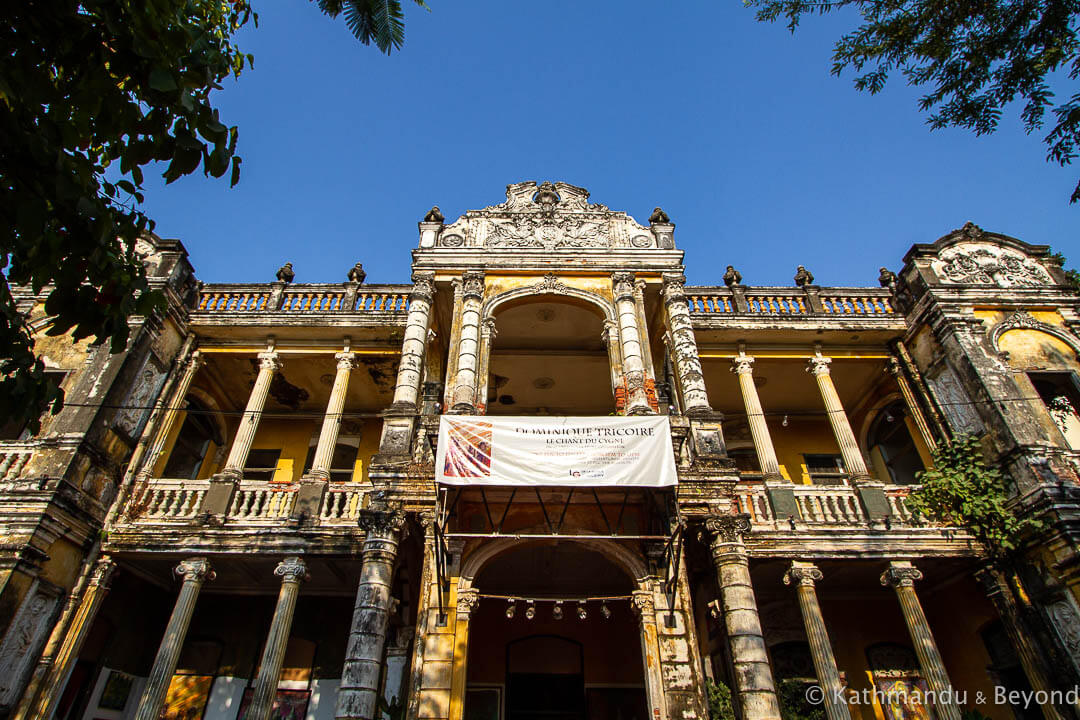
[140,0,1077,288]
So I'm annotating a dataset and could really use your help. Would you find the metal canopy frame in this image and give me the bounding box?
[429,482,684,627]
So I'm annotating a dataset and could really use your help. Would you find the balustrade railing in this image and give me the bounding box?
[735,481,924,528]
[793,485,867,524]
[0,446,33,481]
[132,478,209,521]
[228,481,297,520]
[195,283,411,316]
[687,287,895,317]
[320,484,364,523]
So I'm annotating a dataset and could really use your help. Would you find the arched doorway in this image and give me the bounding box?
[462,542,648,720]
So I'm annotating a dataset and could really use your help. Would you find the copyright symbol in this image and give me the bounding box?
[805,685,824,705]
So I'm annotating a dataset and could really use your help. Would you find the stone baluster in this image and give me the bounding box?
[783,563,850,720]
[247,557,309,720]
[806,353,871,481]
[661,273,712,417]
[311,352,356,478]
[880,562,961,720]
[612,272,654,415]
[337,508,407,720]
[732,354,781,479]
[885,357,938,453]
[134,558,215,720]
[474,318,498,413]
[448,588,480,720]
[631,589,669,720]
[220,351,281,479]
[449,271,485,414]
[704,516,781,720]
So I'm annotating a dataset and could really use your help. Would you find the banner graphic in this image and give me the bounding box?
[435,416,677,486]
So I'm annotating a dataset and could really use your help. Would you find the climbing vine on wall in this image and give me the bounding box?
[906,435,1042,562]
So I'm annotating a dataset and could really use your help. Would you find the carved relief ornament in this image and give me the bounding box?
[409,272,436,303]
[175,557,215,584]
[880,561,923,588]
[274,556,309,583]
[702,515,752,545]
[783,562,823,587]
[358,508,407,537]
[932,238,1051,287]
[989,310,1080,357]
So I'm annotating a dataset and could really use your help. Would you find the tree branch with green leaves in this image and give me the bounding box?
[746,0,1080,203]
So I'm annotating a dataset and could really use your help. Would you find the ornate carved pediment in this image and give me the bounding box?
[931,239,1051,287]
[437,182,659,251]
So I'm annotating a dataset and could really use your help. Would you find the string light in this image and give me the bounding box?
[525,601,535,620]
[577,601,587,620]
[782,414,789,427]
[601,602,612,619]
[505,599,516,619]
[552,601,564,620]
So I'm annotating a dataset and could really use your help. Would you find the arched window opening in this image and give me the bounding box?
[867,401,924,485]
[162,399,220,479]
[302,434,360,482]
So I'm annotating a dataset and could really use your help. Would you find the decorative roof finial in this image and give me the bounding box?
[276,262,295,284]
[794,265,814,287]
[423,206,444,223]
[878,267,897,292]
[348,263,367,284]
[649,207,670,224]
[723,265,742,287]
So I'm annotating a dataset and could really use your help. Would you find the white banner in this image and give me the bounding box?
[436,416,677,487]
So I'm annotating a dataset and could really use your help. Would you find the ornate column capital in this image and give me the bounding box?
[461,270,485,300]
[188,350,205,372]
[175,557,215,584]
[885,356,903,377]
[701,515,752,546]
[335,352,356,372]
[731,354,755,375]
[783,561,823,588]
[662,273,688,302]
[631,589,655,619]
[358,507,408,537]
[612,272,636,301]
[410,271,436,302]
[257,351,282,373]
[480,317,498,340]
[274,556,309,584]
[456,588,480,621]
[633,278,648,299]
[90,557,119,589]
[880,561,924,588]
[806,354,832,377]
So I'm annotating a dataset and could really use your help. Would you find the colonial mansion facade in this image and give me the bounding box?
[1,182,1079,720]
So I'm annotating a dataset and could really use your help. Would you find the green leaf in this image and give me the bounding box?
[149,68,178,92]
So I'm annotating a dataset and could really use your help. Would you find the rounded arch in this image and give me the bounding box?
[184,385,229,450]
[481,279,615,325]
[990,311,1080,358]
[459,538,649,587]
[862,396,925,485]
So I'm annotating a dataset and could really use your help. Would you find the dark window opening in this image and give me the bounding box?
[867,400,924,485]
[729,448,761,474]
[1029,372,1080,449]
[302,442,360,482]
[803,454,845,485]
[162,399,220,479]
[243,448,282,481]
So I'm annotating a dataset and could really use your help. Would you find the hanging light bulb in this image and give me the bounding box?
[601,602,612,619]
[552,601,564,620]
[506,599,516,619]
[525,600,535,620]
[577,601,588,620]
[885,410,895,423]
[782,414,789,427]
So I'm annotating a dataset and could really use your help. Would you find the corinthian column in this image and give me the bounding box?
[631,589,668,720]
[337,508,407,720]
[134,558,214,720]
[732,354,781,478]
[449,271,485,414]
[448,587,480,720]
[247,557,309,720]
[310,353,356,478]
[783,563,850,720]
[613,272,654,415]
[220,351,281,479]
[703,516,780,720]
[880,562,961,720]
[390,272,435,412]
[661,273,712,417]
[806,353,870,481]
[474,318,498,413]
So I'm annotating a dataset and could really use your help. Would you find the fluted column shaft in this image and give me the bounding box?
[807,355,870,480]
[783,563,850,720]
[450,271,484,413]
[448,588,480,720]
[633,280,657,381]
[221,352,281,477]
[886,358,938,453]
[144,351,204,476]
[390,273,435,410]
[881,562,961,720]
[134,558,214,720]
[311,353,355,478]
[632,589,669,720]
[662,273,711,415]
[706,517,781,720]
[474,319,497,413]
[337,510,406,720]
[613,272,653,415]
[248,558,308,720]
[732,354,781,478]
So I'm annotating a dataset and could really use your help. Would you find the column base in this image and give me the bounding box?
[290,477,328,524]
[199,474,240,519]
[853,481,891,524]
[764,482,800,523]
[448,403,478,415]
